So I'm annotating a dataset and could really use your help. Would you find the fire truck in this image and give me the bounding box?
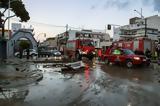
[57,30,95,60]
[113,37,156,53]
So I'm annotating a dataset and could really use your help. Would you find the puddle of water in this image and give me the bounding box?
[1,63,160,106]
[100,64,153,82]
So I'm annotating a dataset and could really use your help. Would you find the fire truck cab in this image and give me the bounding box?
[58,30,96,60]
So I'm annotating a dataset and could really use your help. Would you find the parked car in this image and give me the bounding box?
[102,48,150,68]
[38,46,53,57]
[38,49,52,57]
[50,50,62,61]
[15,49,38,57]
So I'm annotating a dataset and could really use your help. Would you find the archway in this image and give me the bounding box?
[7,30,37,57]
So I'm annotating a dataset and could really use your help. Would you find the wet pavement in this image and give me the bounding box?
[1,60,160,106]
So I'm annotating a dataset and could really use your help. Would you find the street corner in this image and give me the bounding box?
[0,62,43,89]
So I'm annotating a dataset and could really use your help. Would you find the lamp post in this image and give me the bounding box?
[8,0,10,34]
[134,9,147,37]
[0,0,19,60]
[8,0,20,34]
[134,8,144,19]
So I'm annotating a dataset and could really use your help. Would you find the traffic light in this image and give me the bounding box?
[0,12,4,28]
[108,24,111,30]
[0,18,4,28]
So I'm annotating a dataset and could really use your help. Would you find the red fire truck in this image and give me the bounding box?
[113,37,155,53]
[58,30,95,60]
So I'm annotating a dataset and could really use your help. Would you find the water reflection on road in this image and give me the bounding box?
[1,62,160,106]
[101,64,153,82]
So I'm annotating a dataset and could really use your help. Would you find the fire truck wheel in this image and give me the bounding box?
[146,62,150,67]
[88,56,94,60]
[104,58,110,65]
[126,60,133,68]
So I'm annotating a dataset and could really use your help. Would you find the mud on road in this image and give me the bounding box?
[1,60,160,106]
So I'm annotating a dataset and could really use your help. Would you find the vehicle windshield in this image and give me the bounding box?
[52,50,61,55]
[80,40,94,46]
[123,49,135,55]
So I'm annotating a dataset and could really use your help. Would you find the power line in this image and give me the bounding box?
[10,18,106,32]
[11,18,66,28]
[28,21,66,28]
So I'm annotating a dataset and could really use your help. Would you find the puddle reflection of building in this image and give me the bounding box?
[0,87,29,104]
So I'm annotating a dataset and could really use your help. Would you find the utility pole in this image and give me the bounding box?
[144,18,147,37]
[0,13,16,60]
[8,0,10,36]
[105,25,107,33]
[0,12,7,60]
[66,24,68,32]
[141,8,143,19]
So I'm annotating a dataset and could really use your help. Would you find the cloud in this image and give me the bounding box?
[142,0,160,12]
[153,0,160,12]
[90,0,132,10]
[90,5,96,9]
[104,0,130,9]
[90,0,160,12]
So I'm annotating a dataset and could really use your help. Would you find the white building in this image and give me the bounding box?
[113,15,160,41]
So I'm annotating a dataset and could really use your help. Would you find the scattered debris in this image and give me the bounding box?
[42,61,85,73]
[0,58,43,88]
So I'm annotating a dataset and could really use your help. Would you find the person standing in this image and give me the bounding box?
[26,48,30,60]
[145,48,151,58]
[156,43,160,58]
[105,45,113,55]
[19,47,23,59]
[156,43,160,65]
[98,48,102,61]
[60,45,64,55]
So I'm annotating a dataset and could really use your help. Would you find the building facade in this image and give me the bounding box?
[40,37,57,48]
[113,15,160,41]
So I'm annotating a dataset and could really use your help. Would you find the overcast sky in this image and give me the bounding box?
[13,0,160,41]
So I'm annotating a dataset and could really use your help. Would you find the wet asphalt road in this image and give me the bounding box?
[1,61,160,106]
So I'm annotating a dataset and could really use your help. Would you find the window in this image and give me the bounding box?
[76,33,80,37]
[94,41,97,46]
[123,49,134,55]
[66,42,76,49]
[80,40,94,46]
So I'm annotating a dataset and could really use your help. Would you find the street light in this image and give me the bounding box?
[0,0,20,60]
[8,0,21,33]
[134,8,144,19]
[134,9,147,37]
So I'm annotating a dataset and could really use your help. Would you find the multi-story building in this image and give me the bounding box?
[113,15,160,41]
[40,37,57,48]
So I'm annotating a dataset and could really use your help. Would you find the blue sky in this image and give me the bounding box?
[19,0,160,40]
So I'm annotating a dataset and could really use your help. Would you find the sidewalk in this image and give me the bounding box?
[0,58,43,88]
